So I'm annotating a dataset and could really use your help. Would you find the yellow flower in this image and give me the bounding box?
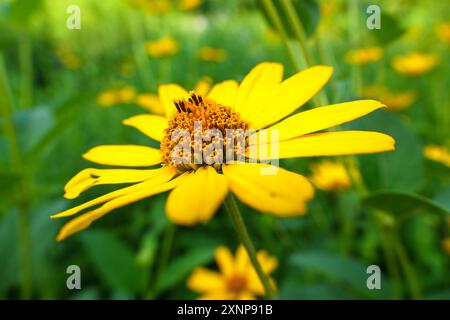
[179,0,202,11]
[55,46,81,70]
[362,86,416,111]
[443,238,450,255]
[187,245,277,299]
[345,47,383,65]
[51,62,395,241]
[198,47,227,63]
[424,145,450,167]
[310,160,351,191]
[436,22,450,45]
[96,86,136,107]
[125,0,172,14]
[145,36,180,58]
[392,52,438,76]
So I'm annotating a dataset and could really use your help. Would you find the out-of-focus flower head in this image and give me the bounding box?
[55,46,81,70]
[362,85,416,112]
[442,238,450,256]
[198,47,227,63]
[187,245,277,299]
[96,86,136,107]
[392,52,438,76]
[145,36,180,58]
[436,22,450,45]
[310,160,351,192]
[424,145,450,167]
[345,47,383,65]
[179,0,203,11]
[125,0,172,14]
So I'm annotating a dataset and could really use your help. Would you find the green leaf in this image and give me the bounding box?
[344,110,424,193]
[363,191,450,218]
[156,246,215,294]
[372,13,405,45]
[280,283,358,300]
[80,230,148,293]
[290,250,393,298]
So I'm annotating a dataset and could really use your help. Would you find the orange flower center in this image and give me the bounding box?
[226,274,248,293]
[160,93,249,171]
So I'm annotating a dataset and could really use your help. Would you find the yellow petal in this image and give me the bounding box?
[187,267,226,293]
[122,114,168,142]
[222,163,314,217]
[257,250,278,274]
[207,80,239,109]
[158,84,189,117]
[215,246,234,277]
[249,131,396,160]
[63,167,171,199]
[134,93,166,115]
[235,62,283,117]
[252,100,385,142]
[199,290,234,300]
[56,175,186,241]
[52,167,177,218]
[236,291,257,300]
[83,145,161,167]
[251,65,333,128]
[234,244,251,274]
[166,167,229,225]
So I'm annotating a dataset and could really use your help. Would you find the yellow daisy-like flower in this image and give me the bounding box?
[436,22,450,45]
[96,86,136,107]
[198,47,227,63]
[179,0,202,11]
[310,160,351,192]
[145,36,180,58]
[134,77,212,116]
[187,245,277,299]
[344,47,383,65]
[362,85,416,112]
[392,52,438,76]
[424,145,450,167]
[51,62,395,241]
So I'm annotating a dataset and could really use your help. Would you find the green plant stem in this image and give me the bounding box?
[224,193,276,299]
[147,223,175,299]
[18,36,33,108]
[391,233,421,299]
[260,0,301,70]
[0,54,32,299]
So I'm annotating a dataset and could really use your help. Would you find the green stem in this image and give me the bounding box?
[260,0,302,70]
[391,233,422,299]
[18,36,33,108]
[0,54,32,299]
[224,194,276,299]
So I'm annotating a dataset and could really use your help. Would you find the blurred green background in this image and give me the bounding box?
[0,0,449,300]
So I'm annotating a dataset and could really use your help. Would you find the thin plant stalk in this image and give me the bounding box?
[224,193,276,299]
[0,55,32,299]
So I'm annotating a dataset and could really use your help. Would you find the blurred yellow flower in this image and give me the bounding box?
[443,238,450,255]
[125,0,172,14]
[362,86,416,111]
[145,36,180,58]
[55,46,81,70]
[345,47,383,65]
[52,62,395,241]
[179,0,202,11]
[193,76,213,95]
[96,86,136,107]
[436,22,450,45]
[424,145,450,167]
[310,160,351,191]
[392,52,438,76]
[187,245,277,299]
[198,47,227,62]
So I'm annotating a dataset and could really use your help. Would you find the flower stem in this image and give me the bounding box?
[224,193,276,299]
[0,54,32,299]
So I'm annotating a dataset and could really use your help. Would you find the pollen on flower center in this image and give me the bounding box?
[160,93,250,170]
[226,274,247,292]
